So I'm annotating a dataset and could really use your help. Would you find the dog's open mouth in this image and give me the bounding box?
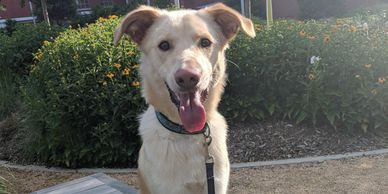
[166,83,208,133]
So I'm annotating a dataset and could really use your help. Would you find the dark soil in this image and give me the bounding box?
[228,121,388,163]
[0,114,32,165]
[1,114,388,166]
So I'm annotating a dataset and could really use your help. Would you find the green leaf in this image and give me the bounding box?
[268,103,276,116]
[296,111,307,124]
[325,112,336,126]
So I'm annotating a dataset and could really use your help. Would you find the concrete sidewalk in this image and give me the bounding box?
[1,155,388,194]
[229,155,388,194]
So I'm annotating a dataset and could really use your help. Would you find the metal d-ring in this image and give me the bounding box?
[203,124,212,146]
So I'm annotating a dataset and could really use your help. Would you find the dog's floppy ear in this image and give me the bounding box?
[204,3,255,40]
[114,6,160,45]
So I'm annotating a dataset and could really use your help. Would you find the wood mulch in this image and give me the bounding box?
[228,121,388,163]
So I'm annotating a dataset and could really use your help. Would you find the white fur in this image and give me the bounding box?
[138,107,229,194]
[114,3,255,194]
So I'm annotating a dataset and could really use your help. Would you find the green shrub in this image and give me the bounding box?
[222,15,388,132]
[0,23,63,76]
[4,19,17,35]
[0,23,62,118]
[23,17,145,168]
[0,69,19,119]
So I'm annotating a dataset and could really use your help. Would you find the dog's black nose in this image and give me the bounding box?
[175,68,200,90]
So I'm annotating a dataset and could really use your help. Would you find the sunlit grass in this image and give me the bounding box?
[0,176,9,194]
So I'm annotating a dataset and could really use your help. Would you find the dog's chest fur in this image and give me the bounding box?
[138,107,209,193]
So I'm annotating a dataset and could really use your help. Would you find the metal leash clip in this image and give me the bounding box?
[203,125,212,146]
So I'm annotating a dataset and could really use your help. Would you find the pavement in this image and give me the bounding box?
[230,155,388,194]
[1,154,388,194]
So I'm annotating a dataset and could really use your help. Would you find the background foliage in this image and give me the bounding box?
[0,23,63,76]
[27,0,77,25]
[1,5,388,168]
[222,12,388,132]
[0,23,63,119]
[23,17,145,168]
[298,0,346,19]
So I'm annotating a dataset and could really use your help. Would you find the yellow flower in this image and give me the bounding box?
[98,17,107,22]
[123,68,130,76]
[106,72,114,79]
[131,81,140,87]
[350,25,357,32]
[108,15,118,20]
[43,40,49,46]
[36,52,43,60]
[254,25,262,32]
[30,65,37,73]
[307,36,316,41]
[378,77,386,84]
[332,25,340,32]
[364,64,372,69]
[114,63,121,69]
[371,89,377,95]
[127,51,134,56]
[308,74,316,80]
[299,30,306,38]
[323,34,331,44]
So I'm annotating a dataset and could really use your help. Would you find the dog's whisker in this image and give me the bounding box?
[226,59,241,69]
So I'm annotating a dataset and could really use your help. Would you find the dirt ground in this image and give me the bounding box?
[228,121,388,163]
[1,155,388,194]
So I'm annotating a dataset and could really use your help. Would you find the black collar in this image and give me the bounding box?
[155,111,209,135]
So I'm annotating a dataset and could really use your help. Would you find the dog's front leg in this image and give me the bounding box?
[213,148,230,194]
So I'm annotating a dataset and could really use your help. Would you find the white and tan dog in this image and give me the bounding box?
[114,3,255,194]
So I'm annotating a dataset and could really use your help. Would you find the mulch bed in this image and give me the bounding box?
[1,114,388,166]
[228,121,388,163]
[0,114,28,164]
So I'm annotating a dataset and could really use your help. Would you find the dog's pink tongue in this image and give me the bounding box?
[178,91,206,133]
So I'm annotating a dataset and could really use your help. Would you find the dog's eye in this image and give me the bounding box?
[158,41,170,51]
[199,38,212,48]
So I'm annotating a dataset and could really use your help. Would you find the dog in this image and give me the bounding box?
[114,3,255,194]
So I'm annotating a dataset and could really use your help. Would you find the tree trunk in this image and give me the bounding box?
[174,0,180,8]
[247,0,252,19]
[266,0,273,27]
[41,0,50,26]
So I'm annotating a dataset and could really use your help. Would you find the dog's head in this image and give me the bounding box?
[114,3,255,133]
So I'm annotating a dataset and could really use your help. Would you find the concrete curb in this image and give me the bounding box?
[231,148,388,169]
[1,148,388,173]
[0,161,137,174]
